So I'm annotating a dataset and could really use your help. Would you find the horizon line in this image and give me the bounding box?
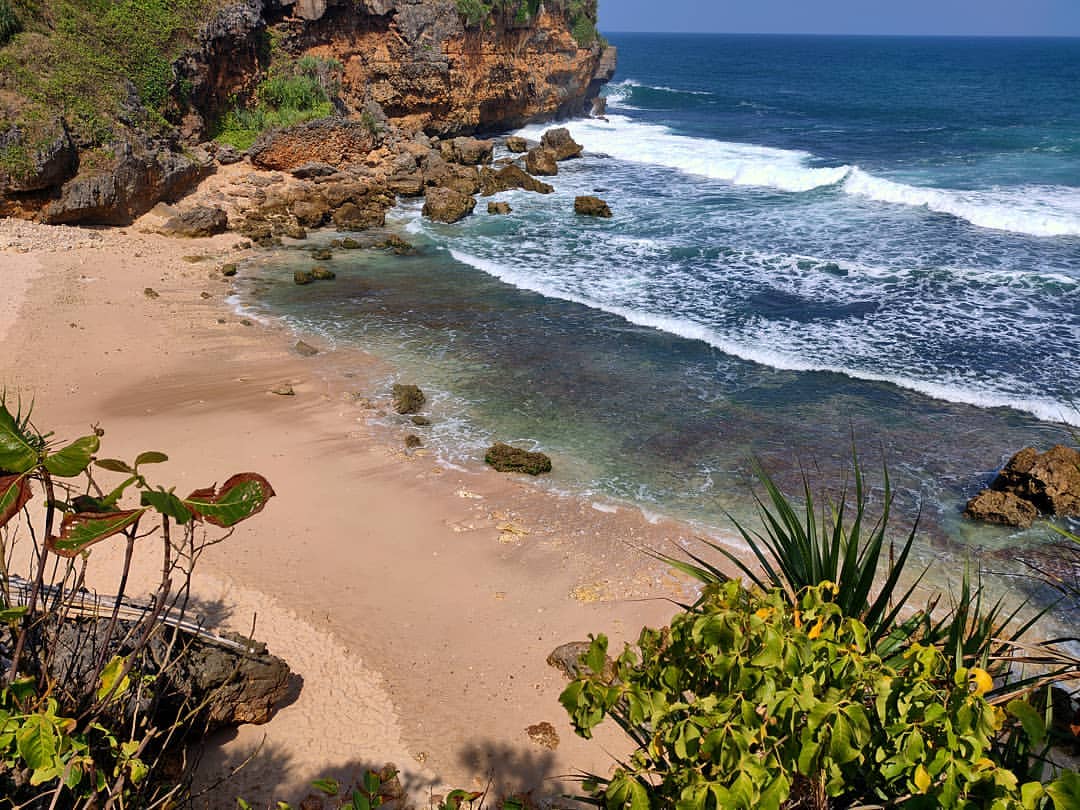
[599,29,1080,40]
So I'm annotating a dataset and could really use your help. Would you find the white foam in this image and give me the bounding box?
[517,115,851,194]
[515,117,1080,238]
[843,169,1080,238]
[449,249,1080,428]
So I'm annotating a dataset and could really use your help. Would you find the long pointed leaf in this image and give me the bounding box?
[184,473,274,527]
[0,401,40,473]
[47,509,146,557]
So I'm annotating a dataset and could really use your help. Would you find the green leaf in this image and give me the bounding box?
[351,790,371,810]
[97,655,131,703]
[0,472,32,530]
[43,434,100,477]
[47,508,146,557]
[95,458,134,474]
[134,451,168,467]
[1047,769,1080,810]
[0,607,27,623]
[141,489,193,524]
[312,777,340,796]
[1006,699,1046,747]
[184,473,275,527]
[0,401,40,473]
[16,714,58,771]
[237,800,253,810]
[363,770,382,797]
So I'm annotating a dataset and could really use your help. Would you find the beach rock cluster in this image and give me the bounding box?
[964,445,1080,528]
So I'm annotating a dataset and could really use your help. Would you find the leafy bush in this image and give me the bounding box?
[0,0,20,45]
[0,396,274,805]
[561,581,1080,810]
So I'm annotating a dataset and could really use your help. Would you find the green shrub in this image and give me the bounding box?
[561,581,1079,810]
[0,0,20,45]
[213,63,335,150]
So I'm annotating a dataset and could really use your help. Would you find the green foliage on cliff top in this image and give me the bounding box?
[454,0,598,46]
[212,56,340,151]
[0,0,227,146]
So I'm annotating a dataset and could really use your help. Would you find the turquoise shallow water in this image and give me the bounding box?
[238,34,1080,627]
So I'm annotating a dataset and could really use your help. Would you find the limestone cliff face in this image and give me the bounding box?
[182,0,615,138]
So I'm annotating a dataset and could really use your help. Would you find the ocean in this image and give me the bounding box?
[237,34,1080,617]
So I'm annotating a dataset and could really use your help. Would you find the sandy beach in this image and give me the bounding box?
[0,202,709,806]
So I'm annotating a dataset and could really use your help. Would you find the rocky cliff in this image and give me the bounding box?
[0,0,614,224]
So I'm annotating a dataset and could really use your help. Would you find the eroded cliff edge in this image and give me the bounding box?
[0,0,615,224]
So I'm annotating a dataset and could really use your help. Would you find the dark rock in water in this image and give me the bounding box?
[311,248,333,261]
[525,146,558,177]
[547,641,614,681]
[291,161,338,179]
[392,383,425,414]
[310,265,336,281]
[992,445,1080,516]
[963,489,1038,529]
[505,136,529,154]
[965,444,1080,527]
[161,205,229,237]
[479,164,554,196]
[410,415,431,426]
[341,237,362,249]
[484,442,552,475]
[221,263,238,277]
[591,97,608,118]
[372,234,415,254]
[541,127,584,160]
[422,186,476,223]
[294,270,315,285]
[487,201,512,215]
[404,434,423,449]
[294,340,319,356]
[333,199,388,230]
[574,195,612,218]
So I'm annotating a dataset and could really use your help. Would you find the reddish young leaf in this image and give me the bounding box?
[184,473,275,527]
[47,509,145,557]
[0,473,32,530]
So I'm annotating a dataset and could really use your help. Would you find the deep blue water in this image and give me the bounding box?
[239,34,1080,612]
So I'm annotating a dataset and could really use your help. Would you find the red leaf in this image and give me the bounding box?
[47,509,145,557]
[0,473,32,530]
[184,473,275,527]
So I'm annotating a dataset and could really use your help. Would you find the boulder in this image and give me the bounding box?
[479,164,554,196]
[990,445,1080,516]
[484,442,552,475]
[505,136,529,154]
[294,340,319,356]
[249,118,379,172]
[291,161,339,179]
[963,489,1039,529]
[310,265,336,280]
[290,195,331,227]
[311,248,333,261]
[487,201,512,215]
[161,205,229,237]
[372,234,415,254]
[525,147,558,177]
[591,97,608,118]
[392,383,425,414]
[541,127,584,160]
[422,186,476,223]
[574,195,612,218]
[333,200,386,230]
[0,119,78,193]
[215,143,243,165]
[404,434,423,449]
[294,270,315,285]
[422,153,482,195]
[441,136,495,165]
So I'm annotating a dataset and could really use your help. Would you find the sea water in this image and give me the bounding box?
[238,34,1080,620]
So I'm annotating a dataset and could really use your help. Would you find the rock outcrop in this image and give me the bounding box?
[965,445,1080,527]
[485,442,552,475]
[574,195,611,217]
[422,186,476,223]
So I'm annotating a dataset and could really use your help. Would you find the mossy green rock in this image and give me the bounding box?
[484,443,552,475]
[310,265,336,280]
[392,383,425,414]
[294,270,315,285]
[340,238,362,249]
[311,248,333,260]
[221,263,238,277]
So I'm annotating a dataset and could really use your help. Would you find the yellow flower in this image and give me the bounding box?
[793,610,803,629]
[808,617,825,640]
[754,607,774,621]
[969,668,993,696]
